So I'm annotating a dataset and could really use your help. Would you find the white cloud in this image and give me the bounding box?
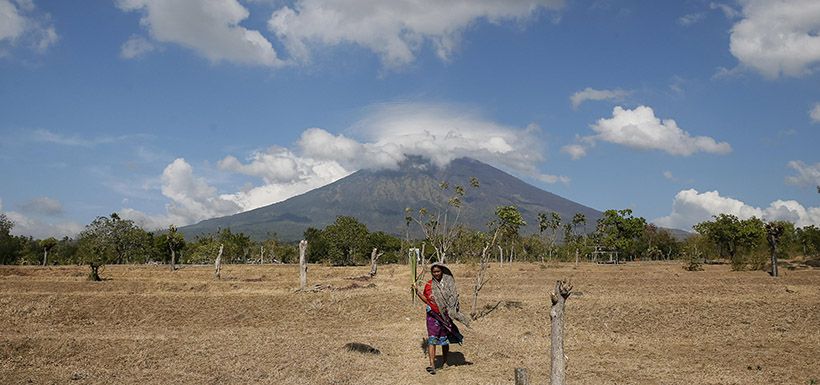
[117,0,283,67]
[31,129,150,147]
[217,145,353,210]
[120,158,244,230]
[729,0,820,78]
[268,0,564,68]
[561,144,587,160]
[350,103,558,181]
[19,196,63,216]
[120,35,155,59]
[810,102,820,123]
[0,1,28,41]
[786,160,820,187]
[5,211,83,239]
[159,158,242,222]
[128,103,567,227]
[569,87,629,109]
[662,171,677,182]
[710,2,739,19]
[581,105,732,156]
[678,13,705,26]
[655,189,820,230]
[1,196,81,238]
[0,0,58,53]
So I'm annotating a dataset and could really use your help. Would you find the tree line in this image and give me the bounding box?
[2,205,820,278]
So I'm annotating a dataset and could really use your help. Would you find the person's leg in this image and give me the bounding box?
[442,344,449,366]
[427,343,436,370]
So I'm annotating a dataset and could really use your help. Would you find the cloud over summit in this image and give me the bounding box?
[123,103,566,229]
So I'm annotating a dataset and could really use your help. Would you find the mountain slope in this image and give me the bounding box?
[180,157,602,241]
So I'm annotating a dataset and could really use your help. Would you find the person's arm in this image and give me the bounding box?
[413,283,429,306]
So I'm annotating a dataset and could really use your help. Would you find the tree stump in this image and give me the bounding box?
[214,244,223,280]
[299,240,308,290]
[514,368,529,385]
[369,248,383,277]
[550,279,572,385]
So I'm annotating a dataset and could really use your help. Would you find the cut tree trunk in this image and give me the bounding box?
[214,244,223,280]
[550,279,572,385]
[369,248,383,277]
[770,239,779,278]
[42,248,47,266]
[169,246,176,271]
[514,368,529,385]
[299,240,308,290]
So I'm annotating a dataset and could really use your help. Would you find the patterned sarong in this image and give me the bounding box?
[426,306,463,345]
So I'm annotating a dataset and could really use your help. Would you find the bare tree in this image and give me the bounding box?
[406,177,479,264]
[471,231,499,319]
[471,206,522,320]
[550,279,573,385]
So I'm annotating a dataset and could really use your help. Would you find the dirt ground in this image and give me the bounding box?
[0,261,818,385]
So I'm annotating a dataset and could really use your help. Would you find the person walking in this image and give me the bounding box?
[413,263,469,375]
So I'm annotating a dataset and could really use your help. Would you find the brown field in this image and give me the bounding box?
[0,261,818,385]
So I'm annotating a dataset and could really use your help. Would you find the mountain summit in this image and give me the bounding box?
[180,157,602,241]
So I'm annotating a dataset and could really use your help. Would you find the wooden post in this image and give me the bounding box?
[550,279,572,385]
[260,245,265,264]
[410,248,419,303]
[498,245,503,267]
[214,244,223,280]
[299,240,308,290]
[514,368,529,385]
[42,247,47,266]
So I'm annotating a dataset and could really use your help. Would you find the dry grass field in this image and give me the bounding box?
[1,261,818,385]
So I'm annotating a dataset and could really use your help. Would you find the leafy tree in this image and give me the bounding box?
[795,225,820,257]
[366,231,402,264]
[77,214,153,279]
[0,213,20,264]
[77,216,118,281]
[303,227,330,263]
[638,224,682,260]
[693,214,765,269]
[595,209,647,260]
[494,205,526,261]
[54,236,80,265]
[40,237,58,266]
[538,211,561,260]
[518,234,549,262]
[167,225,184,269]
[450,226,487,263]
[107,213,152,264]
[323,216,369,265]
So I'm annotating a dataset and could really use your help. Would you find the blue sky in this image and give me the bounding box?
[1,0,819,238]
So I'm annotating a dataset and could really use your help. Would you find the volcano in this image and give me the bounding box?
[179,157,602,241]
